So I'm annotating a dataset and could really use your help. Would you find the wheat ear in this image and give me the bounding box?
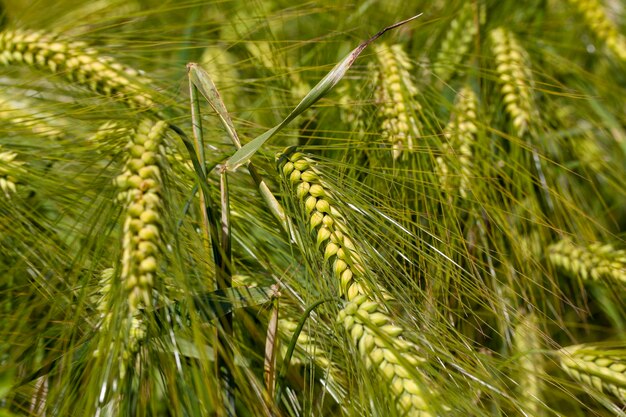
[115,119,168,312]
[489,27,535,136]
[433,2,480,83]
[373,43,422,160]
[548,238,626,283]
[559,343,626,401]
[278,150,433,416]
[0,30,155,109]
[567,0,626,61]
[0,147,25,198]
[436,86,478,199]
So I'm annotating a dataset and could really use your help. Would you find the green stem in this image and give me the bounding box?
[187,63,288,231]
[274,297,335,406]
[218,168,235,417]
[189,79,212,257]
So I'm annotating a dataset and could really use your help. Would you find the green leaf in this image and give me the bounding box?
[152,337,250,367]
[225,14,422,171]
[274,297,334,405]
[153,337,214,359]
[193,285,275,320]
[187,61,290,232]
[154,285,275,326]
[188,63,241,147]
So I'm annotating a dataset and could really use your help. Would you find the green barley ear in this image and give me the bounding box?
[559,343,626,401]
[0,29,156,110]
[566,0,626,61]
[278,149,369,300]
[489,27,536,137]
[0,146,25,198]
[115,118,168,312]
[93,268,146,358]
[200,45,240,108]
[337,83,369,143]
[336,296,433,416]
[92,267,146,382]
[436,86,478,199]
[88,121,133,152]
[91,267,114,359]
[548,238,626,283]
[246,40,311,99]
[277,318,333,370]
[373,43,422,160]
[277,149,436,416]
[514,312,545,416]
[433,2,481,83]
[0,98,64,140]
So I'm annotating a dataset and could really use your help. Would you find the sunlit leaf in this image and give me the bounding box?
[225,14,422,171]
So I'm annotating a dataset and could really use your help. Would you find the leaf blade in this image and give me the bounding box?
[225,14,422,171]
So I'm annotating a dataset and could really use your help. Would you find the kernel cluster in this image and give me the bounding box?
[560,343,626,401]
[374,43,422,160]
[436,87,478,199]
[0,148,24,198]
[0,30,154,109]
[549,238,626,283]
[490,27,535,136]
[116,119,167,312]
[278,149,433,416]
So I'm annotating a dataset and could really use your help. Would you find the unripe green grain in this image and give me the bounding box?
[436,87,478,199]
[0,147,25,198]
[373,43,422,160]
[278,149,435,416]
[117,119,167,313]
[548,238,626,283]
[559,343,626,400]
[489,27,536,136]
[433,2,481,82]
[0,30,157,110]
[567,0,626,61]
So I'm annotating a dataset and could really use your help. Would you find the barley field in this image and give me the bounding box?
[1,1,626,416]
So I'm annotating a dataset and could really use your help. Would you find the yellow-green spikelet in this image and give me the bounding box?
[0,30,155,109]
[0,147,24,198]
[116,119,167,312]
[89,121,132,145]
[337,295,430,415]
[0,99,64,139]
[548,238,626,283]
[433,2,480,83]
[278,150,433,416]
[92,268,146,378]
[277,318,333,369]
[96,269,143,360]
[374,43,422,160]
[489,27,535,136]
[567,0,626,61]
[513,313,544,416]
[337,83,367,142]
[200,45,240,108]
[559,343,626,401]
[436,86,478,199]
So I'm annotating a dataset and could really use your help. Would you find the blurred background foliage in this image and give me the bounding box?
[0,0,625,416]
